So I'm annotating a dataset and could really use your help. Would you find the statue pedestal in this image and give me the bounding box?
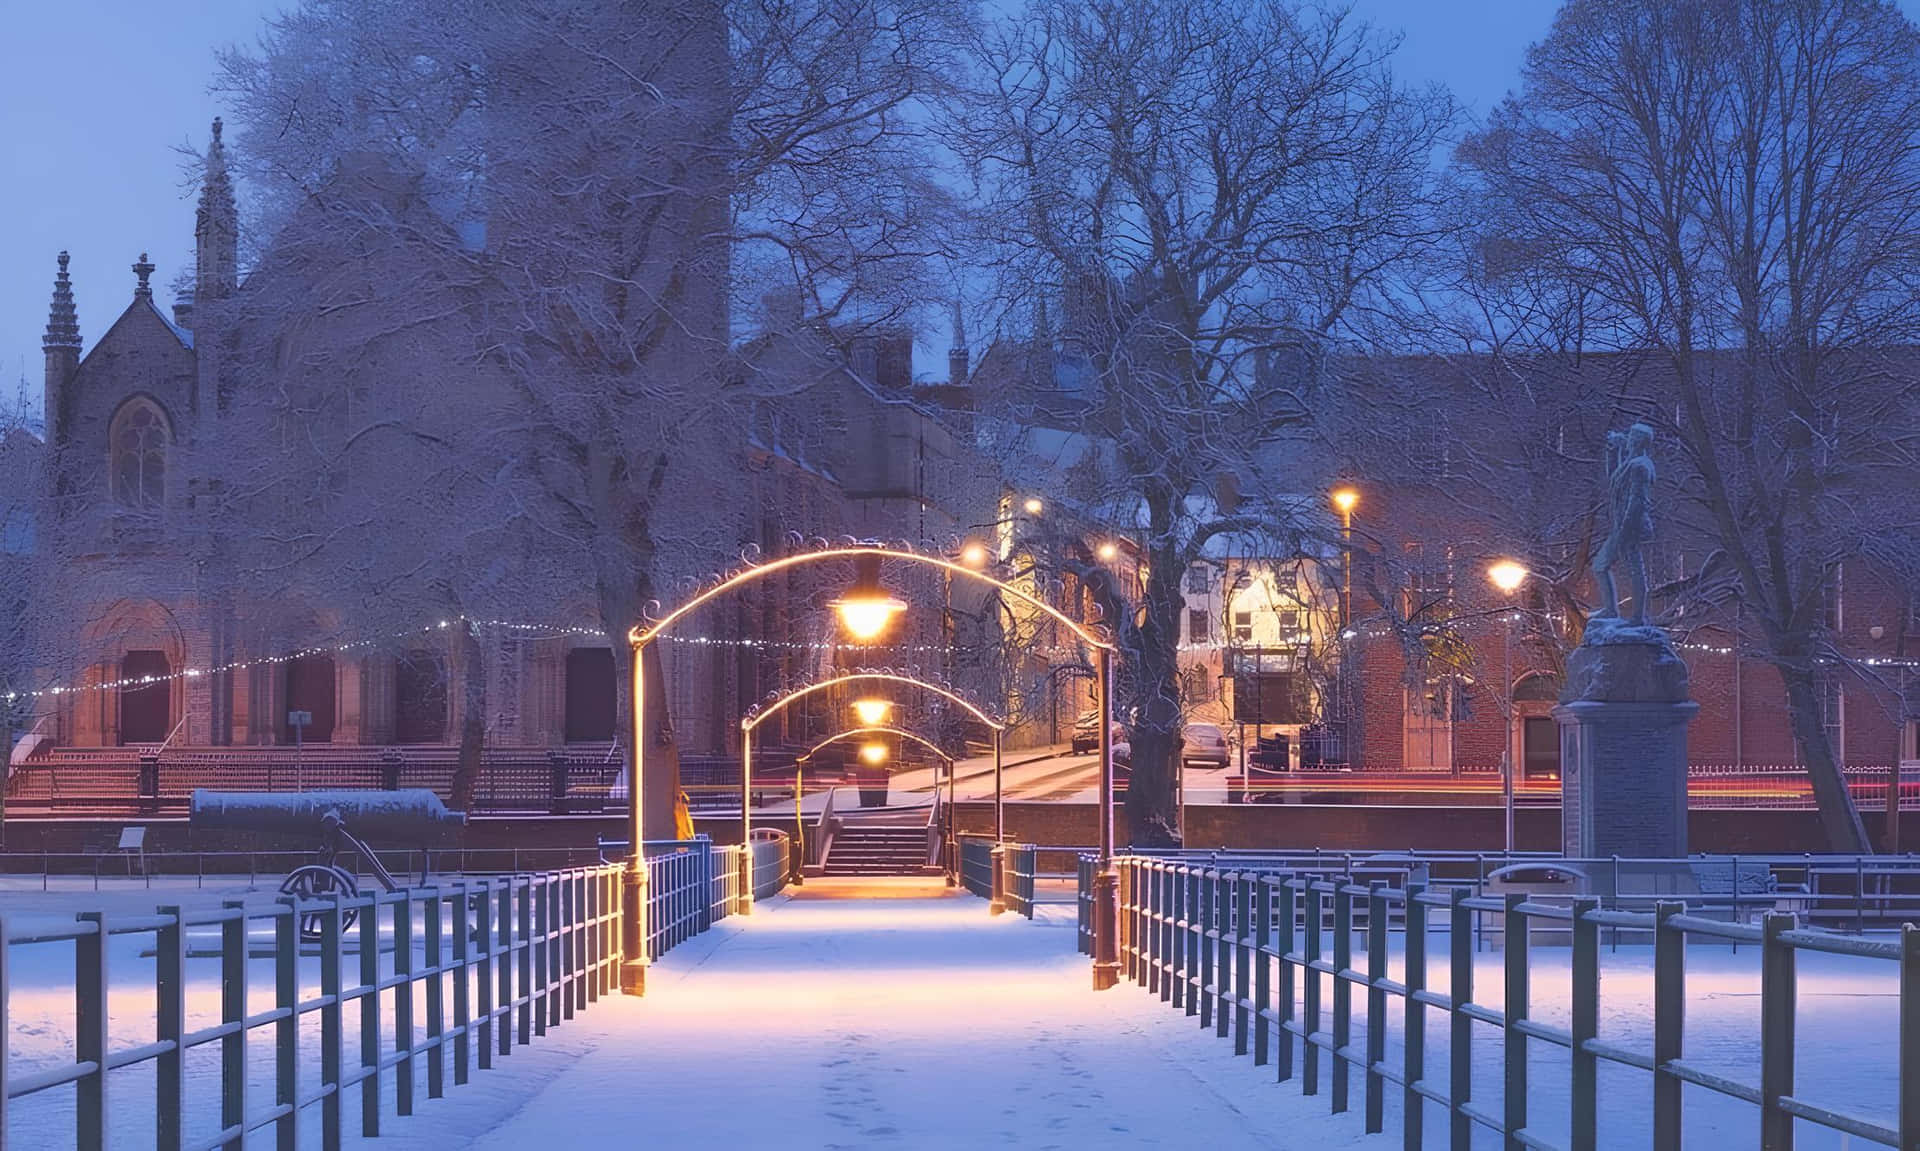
[1553,620,1696,859]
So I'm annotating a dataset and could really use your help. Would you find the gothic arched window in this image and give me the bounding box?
[110,400,169,509]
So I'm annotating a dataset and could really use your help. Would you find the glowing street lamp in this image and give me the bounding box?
[1487,558,1530,855]
[960,541,988,568]
[1488,559,1529,595]
[1022,497,1044,516]
[851,698,893,726]
[1096,541,1118,561]
[1331,486,1359,516]
[832,555,907,641]
[858,741,890,766]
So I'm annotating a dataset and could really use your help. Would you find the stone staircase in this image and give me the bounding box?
[820,819,939,876]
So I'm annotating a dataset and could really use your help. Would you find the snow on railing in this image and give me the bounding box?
[1110,854,1920,1150]
[0,865,623,1151]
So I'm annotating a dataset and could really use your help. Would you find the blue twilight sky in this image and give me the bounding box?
[3,0,1898,413]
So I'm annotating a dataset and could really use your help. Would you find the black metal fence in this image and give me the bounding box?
[1111,854,1920,1150]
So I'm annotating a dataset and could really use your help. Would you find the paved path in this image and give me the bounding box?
[374,878,1384,1150]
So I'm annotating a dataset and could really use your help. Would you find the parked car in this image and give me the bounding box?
[1071,710,1126,755]
[1180,723,1231,768]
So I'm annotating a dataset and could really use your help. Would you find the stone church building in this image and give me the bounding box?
[10,118,990,800]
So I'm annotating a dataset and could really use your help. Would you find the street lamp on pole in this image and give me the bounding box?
[1487,559,1529,856]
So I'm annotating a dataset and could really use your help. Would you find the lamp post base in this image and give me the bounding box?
[1090,866,1121,991]
[989,844,1007,915]
[621,866,650,997]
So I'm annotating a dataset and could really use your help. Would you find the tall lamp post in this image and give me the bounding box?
[1331,487,1359,770]
[1487,559,1529,856]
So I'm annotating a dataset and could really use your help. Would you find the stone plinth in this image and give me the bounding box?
[1553,619,1696,859]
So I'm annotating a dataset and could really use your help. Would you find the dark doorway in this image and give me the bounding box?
[1523,715,1560,781]
[395,651,448,744]
[119,649,171,744]
[564,648,617,743]
[284,655,337,743]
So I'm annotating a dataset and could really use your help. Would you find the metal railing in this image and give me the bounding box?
[1113,854,1920,1151]
[959,837,994,899]
[0,865,622,1151]
[1004,844,1037,920]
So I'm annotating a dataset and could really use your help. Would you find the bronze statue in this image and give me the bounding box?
[1593,422,1655,626]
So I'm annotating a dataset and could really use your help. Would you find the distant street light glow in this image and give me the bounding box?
[1023,497,1044,515]
[1096,542,1118,561]
[858,741,889,766]
[960,541,988,567]
[1488,560,1529,594]
[852,698,893,725]
[1331,487,1359,515]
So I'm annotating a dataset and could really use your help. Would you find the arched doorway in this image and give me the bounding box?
[565,647,616,743]
[395,650,449,744]
[284,655,336,743]
[118,650,172,744]
[1513,672,1562,781]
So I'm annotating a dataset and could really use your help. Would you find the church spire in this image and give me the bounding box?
[43,251,80,352]
[43,251,80,444]
[196,116,237,300]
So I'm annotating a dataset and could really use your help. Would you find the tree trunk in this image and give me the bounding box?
[1779,663,1870,852]
[450,624,484,813]
[1125,532,1185,848]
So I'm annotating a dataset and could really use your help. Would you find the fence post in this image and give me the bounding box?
[1571,897,1600,1151]
[1253,874,1272,1068]
[1365,882,1388,1134]
[1198,868,1215,1026]
[518,877,534,1047]
[1760,912,1795,1151]
[1653,901,1685,1151]
[1216,871,1233,1041]
[1234,872,1252,1057]
[76,911,108,1151]
[320,900,344,1151]
[155,905,185,1151]
[1277,874,1297,1084]
[1449,888,1473,1151]
[1503,892,1529,1151]
[395,889,416,1118]
[425,891,446,1101]
[453,884,473,1085]
[1305,878,1324,1097]
[1404,884,1428,1151]
[1332,877,1352,1113]
[218,900,250,1149]
[360,894,382,1138]
[1900,922,1918,1151]
[476,881,494,1071]
[275,900,299,1151]
[497,883,514,1058]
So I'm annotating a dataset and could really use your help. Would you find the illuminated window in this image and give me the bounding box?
[110,400,169,509]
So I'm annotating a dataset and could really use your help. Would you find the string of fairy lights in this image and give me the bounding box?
[6,606,1914,710]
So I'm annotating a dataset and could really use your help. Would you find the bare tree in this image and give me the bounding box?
[217,0,963,832]
[953,0,1455,843]
[1454,0,1920,850]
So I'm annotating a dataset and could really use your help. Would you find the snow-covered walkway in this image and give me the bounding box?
[370,877,1387,1150]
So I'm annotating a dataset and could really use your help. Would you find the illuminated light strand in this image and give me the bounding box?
[2,615,612,705]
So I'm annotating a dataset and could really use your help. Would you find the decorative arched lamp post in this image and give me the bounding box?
[743,673,1006,905]
[620,542,1118,996]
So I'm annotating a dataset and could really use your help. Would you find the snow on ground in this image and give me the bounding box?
[366,877,1392,1151]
